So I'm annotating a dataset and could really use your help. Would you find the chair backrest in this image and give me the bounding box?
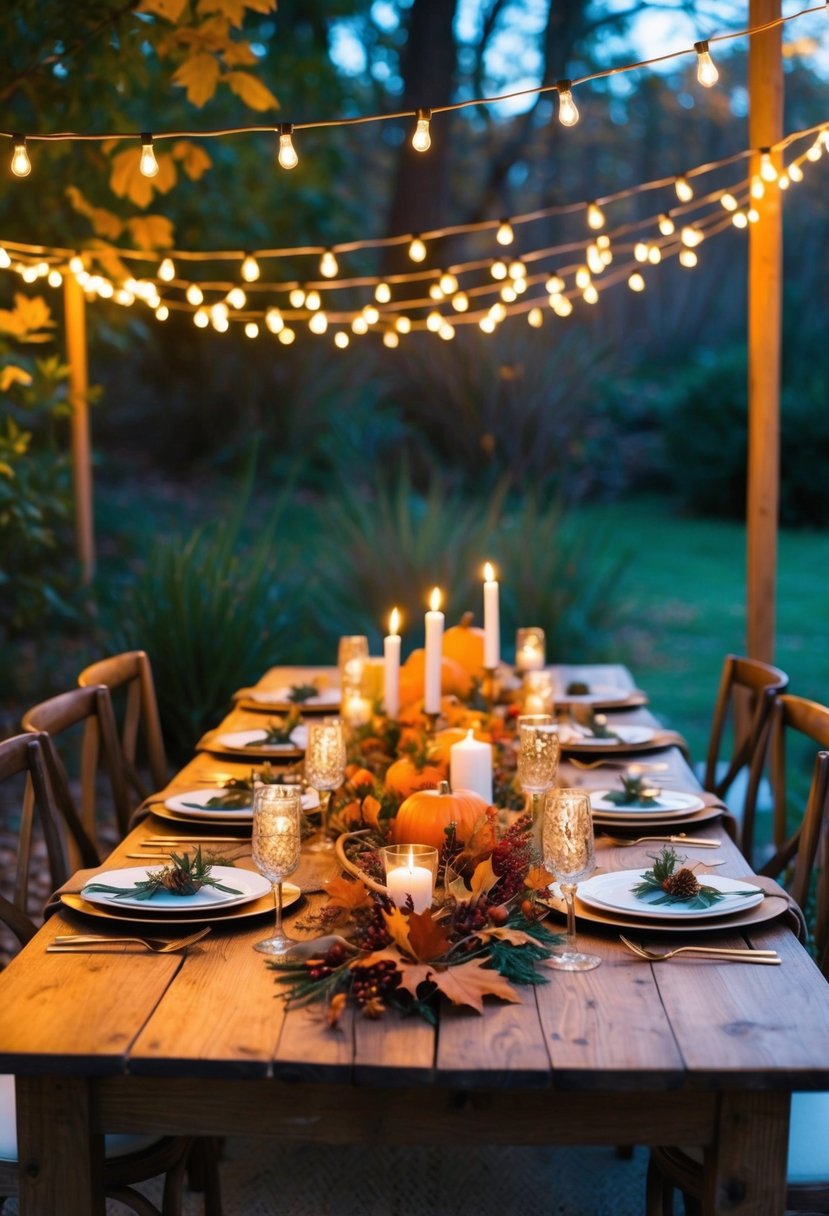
[78,649,168,798]
[21,685,132,854]
[743,694,829,963]
[703,654,789,804]
[0,733,99,948]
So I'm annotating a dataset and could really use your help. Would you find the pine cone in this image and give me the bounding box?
[162,869,202,896]
[662,868,700,899]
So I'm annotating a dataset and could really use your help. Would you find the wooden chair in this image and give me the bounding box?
[21,684,133,856]
[702,653,788,851]
[0,733,197,1216]
[647,714,829,1216]
[78,650,169,800]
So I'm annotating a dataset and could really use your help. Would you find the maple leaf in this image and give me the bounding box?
[197,0,248,27]
[381,906,412,956]
[469,856,500,899]
[394,961,434,998]
[0,365,32,392]
[137,0,189,20]
[0,295,55,341]
[65,186,124,240]
[127,215,175,251]
[324,875,373,913]
[477,926,542,948]
[225,70,279,112]
[430,958,522,1014]
[172,52,221,107]
[221,40,258,66]
[406,910,451,962]
[172,139,212,180]
[109,147,154,208]
[361,794,381,831]
[525,865,555,892]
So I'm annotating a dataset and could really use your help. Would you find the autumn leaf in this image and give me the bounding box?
[0,365,32,391]
[221,40,258,66]
[469,856,500,899]
[381,906,412,956]
[0,295,55,340]
[431,958,522,1014]
[394,961,434,998]
[197,0,247,28]
[326,992,348,1029]
[225,70,279,112]
[127,215,175,250]
[360,794,381,831]
[172,139,212,180]
[477,926,542,948]
[109,148,154,208]
[138,0,189,20]
[525,865,555,892]
[172,53,221,106]
[65,186,125,240]
[405,910,451,962]
[324,875,373,914]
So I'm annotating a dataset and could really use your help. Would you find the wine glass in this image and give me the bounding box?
[304,717,347,853]
[517,714,560,857]
[542,788,601,972]
[251,784,302,958]
[337,635,369,696]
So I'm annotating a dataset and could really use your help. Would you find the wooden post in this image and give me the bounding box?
[746,0,783,662]
[64,274,95,583]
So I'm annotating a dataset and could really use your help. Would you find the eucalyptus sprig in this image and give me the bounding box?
[84,848,242,901]
[603,772,663,807]
[247,708,302,746]
[287,682,320,704]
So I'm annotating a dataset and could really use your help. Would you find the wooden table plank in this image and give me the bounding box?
[353,1007,436,1085]
[435,993,552,1088]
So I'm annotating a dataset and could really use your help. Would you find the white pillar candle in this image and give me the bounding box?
[383,607,401,719]
[385,862,433,913]
[449,728,493,804]
[483,562,500,669]
[424,587,444,715]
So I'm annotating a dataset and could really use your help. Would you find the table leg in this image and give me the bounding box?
[16,1075,105,1216]
[701,1090,789,1215]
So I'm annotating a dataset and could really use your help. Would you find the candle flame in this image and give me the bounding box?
[429,586,442,612]
[484,561,495,582]
[389,607,400,635]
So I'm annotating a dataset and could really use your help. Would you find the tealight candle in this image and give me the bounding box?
[483,562,500,669]
[515,626,546,673]
[343,694,373,727]
[424,587,444,715]
[449,729,493,804]
[383,607,401,719]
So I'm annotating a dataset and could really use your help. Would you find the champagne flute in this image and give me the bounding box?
[517,714,560,857]
[251,784,302,958]
[304,717,347,853]
[542,788,601,972]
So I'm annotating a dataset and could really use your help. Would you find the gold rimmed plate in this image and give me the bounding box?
[200,725,308,760]
[60,883,300,929]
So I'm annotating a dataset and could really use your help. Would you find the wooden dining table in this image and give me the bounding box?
[2,664,829,1216]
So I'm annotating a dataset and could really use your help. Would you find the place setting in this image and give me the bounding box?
[233,677,341,715]
[198,712,310,760]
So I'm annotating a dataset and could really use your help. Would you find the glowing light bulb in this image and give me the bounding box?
[362,304,379,325]
[586,244,604,275]
[426,310,442,333]
[489,302,506,322]
[587,202,605,230]
[583,284,599,305]
[408,236,427,263]
[452,292,469,312]
[289,288,306,308]
[305,290,321,311]
[265,308,284,333]
[241,254,260,282]
[634,242,648,263]
[628,272,645,292]
[277,124,298,170]
[490,260,507,280]
[383,330,400,348]
[244,322,259,338]
[720,192,738,211]
[309,311,328,334]
[335,331,349,349]
[751,175,765,199]
[545,274,564,295]
[429,282,444,301]
[411,107,432,152]
[596,234,610,249]
[759,149,778,183]
[694,40,719,87]
[479,316,496,334]
[778,173,790,191]
[439,271,458,295]
[278,327,296,345]
[496,220,514,246]
[789,162,804,183]
[513,276,527,294]
[375,282,391,304]
[226,287,246,310]
[681,226,703,247]
[438,322,454,341]
[648,245,662,265]
[157,257,176,283]
[675,176,693,203]
[658,213,675,236]
[732,210,749,229]
[748,207,760,223]
[679,249,698,268]
[11,135,31,178]
[551,294,573,317]
[556,79,579,127]
[186,284,204,306]
[47,268,62,288]
[508,260,525,280]
[155,304,169,321]
[806,140,822,163]
[139,133,159,178]
[351,316,368,335]
[395,316,411,334]
[500,284,517,303]
[194,308,209,328]
[320,249,339,278]
[528,307,543,328]
[575,265,591,289]
[0,248,12,269]
[210,302,229,328]
[20,265,39,283]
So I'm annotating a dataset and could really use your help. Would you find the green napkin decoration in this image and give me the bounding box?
[287,682,319,704]
[246,707,302,746]
[603,773,663,808]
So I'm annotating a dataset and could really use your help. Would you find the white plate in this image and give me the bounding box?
[62,884,300,928]
[249,687,340,709]
[213,725,309,753]
[164,788,320,822]
[558,724,655,748]
[81,865,272,913]
[575,870,764,920]
[589,789,705,820]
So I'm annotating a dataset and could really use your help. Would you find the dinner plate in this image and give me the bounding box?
[244,687,340,712]
[60,884,300,929]
[80,865,272,914]
[591,803,724,831]
[163,787,320,822]
[589,789,706,820]
[542,888,789,936]
[575,870,764,921]
[207,725,309,757]
[557,724,655,749]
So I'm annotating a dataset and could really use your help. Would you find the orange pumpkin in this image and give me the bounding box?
[443,612,486,678]
[393,781,490,851]
[398,648,472,708]
[384,755,446,799]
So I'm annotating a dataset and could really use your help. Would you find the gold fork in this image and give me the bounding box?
[48,927,211,954]
[619,935,780,964]
[600,833,721,848]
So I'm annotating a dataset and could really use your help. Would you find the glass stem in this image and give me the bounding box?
[319,789,331,841]
[561,882,578,953]
[529,791,542,859]
[274,881,284,940]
